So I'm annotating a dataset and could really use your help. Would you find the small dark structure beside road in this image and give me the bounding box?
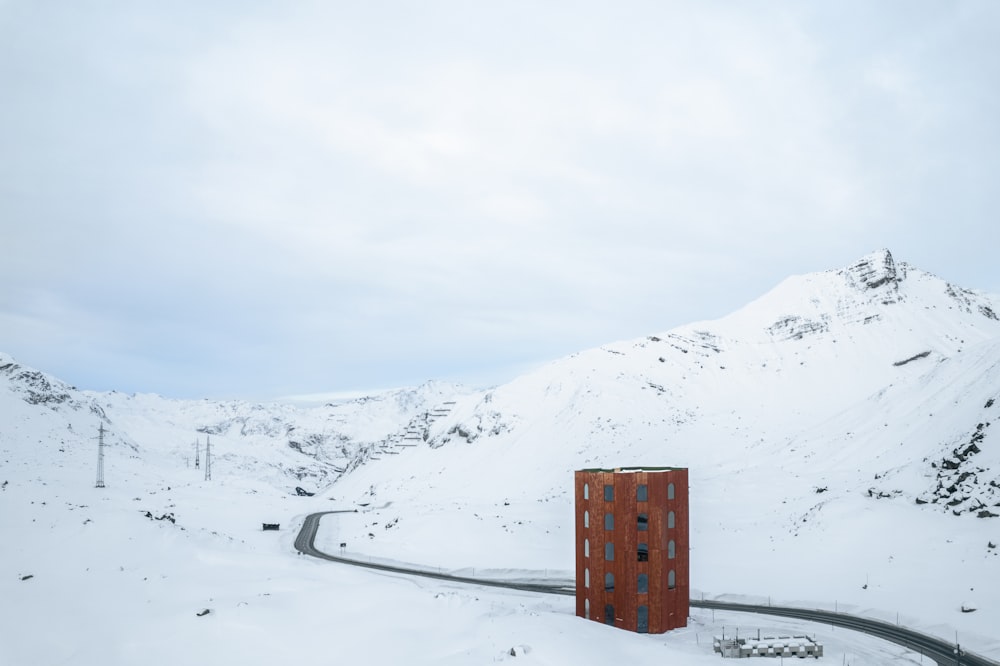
[262,523,280,531]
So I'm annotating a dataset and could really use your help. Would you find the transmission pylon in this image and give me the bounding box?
[204,434,212,481]
[194,438,200,469]
[95,423,106,488]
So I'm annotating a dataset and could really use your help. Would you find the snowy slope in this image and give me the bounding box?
[2,249,999,664]
[326,250,1000,652]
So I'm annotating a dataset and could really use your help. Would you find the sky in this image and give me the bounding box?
[2,1,999,401]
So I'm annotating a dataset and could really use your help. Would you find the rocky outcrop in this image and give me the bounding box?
[918,417,999,517]
[0,361,75,407]
[767,315,831,341]
[842,249,902,305]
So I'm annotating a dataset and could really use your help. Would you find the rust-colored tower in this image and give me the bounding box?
[574,467,689,633]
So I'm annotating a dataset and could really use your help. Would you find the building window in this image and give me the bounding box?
[585,568,590,588]
[637,605,649,633]
[667,510,675,529]
[637,543,648,562]
[637,512,648,531]
[605,572,614,591]
[604,604,615,626]
[637,484,648,501]
[584,538,589,558]
[668,539,676,559]
[604,484,614,501]
[667,482,675,500]
[584,510,589,528]
[585,598,590,619]
[583,483,589,500]
[637,573,648,594]
[604,513,614,530]
[605,542,614,561]
[668,569,676,589]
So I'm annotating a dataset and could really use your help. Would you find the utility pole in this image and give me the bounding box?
[194,438,200,469]
[95,424,106,488]
[204,434,212,481]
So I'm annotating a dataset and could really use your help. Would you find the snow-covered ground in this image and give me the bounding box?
[2,250,999,664]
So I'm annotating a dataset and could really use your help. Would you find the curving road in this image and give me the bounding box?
[294,510,574,595]
[295,511,996,666]
[696,600,994,666]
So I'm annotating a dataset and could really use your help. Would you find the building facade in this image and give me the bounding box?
[574,467,689,633]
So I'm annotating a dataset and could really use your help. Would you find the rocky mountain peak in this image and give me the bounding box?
[0,354,76,408]
[843,248,901,296]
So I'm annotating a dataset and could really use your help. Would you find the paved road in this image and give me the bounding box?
[295,511,996,666]
[294,510,575,595]
[696,600,994,666]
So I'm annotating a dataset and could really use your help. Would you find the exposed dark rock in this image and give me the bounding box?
[893,351,931,367]
[767,315,830,341]
[844,250,900,302]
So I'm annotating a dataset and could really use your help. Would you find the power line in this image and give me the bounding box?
[95,423,106,488]
[204,434,212,481]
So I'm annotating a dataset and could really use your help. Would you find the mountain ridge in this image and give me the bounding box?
[2,249,999,653]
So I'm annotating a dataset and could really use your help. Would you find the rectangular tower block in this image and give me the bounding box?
[574,467,689,633]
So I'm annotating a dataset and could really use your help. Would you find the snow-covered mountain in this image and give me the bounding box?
[325,249,1000,647]
[0,354,472,491]
[2,249,999,664]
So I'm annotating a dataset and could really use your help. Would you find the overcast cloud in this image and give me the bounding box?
[2,1,998,400]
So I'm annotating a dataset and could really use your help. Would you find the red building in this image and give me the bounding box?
[574,467,689,633]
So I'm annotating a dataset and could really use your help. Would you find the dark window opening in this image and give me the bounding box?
[605,542,614,561]
[637,512,648,531]
[604,484,614,501]
[604,604,615,626]
[668,539,676,559]
[667,510,675,529]
[637,543,649,562]
[637,573,648,594]
[668,569,676,589]
[605,572,614,592]
[637,605,649,633]
[637,484,648,502]
[667,482,675,500]
[604,512,614,530]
